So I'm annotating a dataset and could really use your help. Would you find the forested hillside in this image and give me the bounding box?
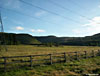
[1,32,100,46]
[0,33,41,45]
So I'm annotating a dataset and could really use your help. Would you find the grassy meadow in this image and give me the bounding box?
[1,45,100,76]
[1,56,100,76]
[0,45,100,57]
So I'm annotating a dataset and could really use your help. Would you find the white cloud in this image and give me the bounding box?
[30,29,35,32]
[73,16,100,36]
[30,29,45,33]
[83,17,100,27]
[35,11,46,17]
[37,29,45,32]
[16,26,24,30]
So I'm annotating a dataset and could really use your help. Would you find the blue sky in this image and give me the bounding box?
[0,0,100,37]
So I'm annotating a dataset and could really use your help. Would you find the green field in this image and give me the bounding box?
[0,45,100,76]
[0,45,100,57]
[1,56,100,76]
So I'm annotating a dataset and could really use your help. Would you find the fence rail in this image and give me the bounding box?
[0,50,100,72]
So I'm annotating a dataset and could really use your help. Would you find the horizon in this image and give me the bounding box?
[0,0,100,37]
[2,32,99,37]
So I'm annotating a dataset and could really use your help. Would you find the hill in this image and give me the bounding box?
[1,32,100,46]
[34,33,100,46]
[0,33,41,45]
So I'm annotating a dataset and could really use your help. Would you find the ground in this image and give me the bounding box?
[0,45,100,76]
[0,45,100,56]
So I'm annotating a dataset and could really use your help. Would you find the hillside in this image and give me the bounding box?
[34,36,71,43]
[0,33,41,45]
[0,32,100,46]
[34,33,100,46]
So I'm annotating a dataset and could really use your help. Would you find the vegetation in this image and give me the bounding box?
[0,45,100,57]
[1,32,100,46]
[0,33,41,45]
[34,33,100,46]
[0,45,100,76]
[1,56,100,76]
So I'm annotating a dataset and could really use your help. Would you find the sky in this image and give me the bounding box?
[0,0,100,37]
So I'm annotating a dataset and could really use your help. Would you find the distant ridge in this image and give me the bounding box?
[0,33,41,45]
[0,32,100,46]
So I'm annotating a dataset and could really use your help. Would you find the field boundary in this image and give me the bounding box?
[0,50,100,72]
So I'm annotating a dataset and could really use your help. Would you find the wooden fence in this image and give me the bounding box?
[0,50,100,72]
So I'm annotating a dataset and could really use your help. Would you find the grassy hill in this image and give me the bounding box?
[34,33,100,46]
[0,33,41,45]
[1,32,100,46]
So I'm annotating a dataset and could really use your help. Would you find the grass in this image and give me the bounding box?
[0,45,100,76]
[1,56,100,76]
[0,45,100,57]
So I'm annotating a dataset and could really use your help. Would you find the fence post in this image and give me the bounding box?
[75,52,78,60]
[30,55,32,68]
[98,49,100,56]
[92,50,95,57]
[4,57,7,72]
[50,54,52,65]
[84,51,87,59]
[64,52,67,62]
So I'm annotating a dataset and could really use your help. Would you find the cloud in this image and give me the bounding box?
[83,17,100,27]
[37,29,45,32]
[35,11,46,17]
[16,26,24,30]
[73,16,100,36]
[30,29,45,33]
[30,29,35,32]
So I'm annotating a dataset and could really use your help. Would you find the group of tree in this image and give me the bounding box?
[0,33,20,45]
[1,32,100,46]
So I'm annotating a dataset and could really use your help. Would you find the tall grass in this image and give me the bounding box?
[1,45,100,76]
[0,45,100,57]
[1,56,100,76]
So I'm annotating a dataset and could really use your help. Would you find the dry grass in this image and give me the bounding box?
[0,45,100,57]
[1,45,100,76]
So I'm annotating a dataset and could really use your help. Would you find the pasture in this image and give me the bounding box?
[1,45,100,76]
[0,45,100,57]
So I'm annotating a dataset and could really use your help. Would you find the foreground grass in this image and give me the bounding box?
[1,56,100,76]
[0,45,100,57]
[1,45,100,76]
